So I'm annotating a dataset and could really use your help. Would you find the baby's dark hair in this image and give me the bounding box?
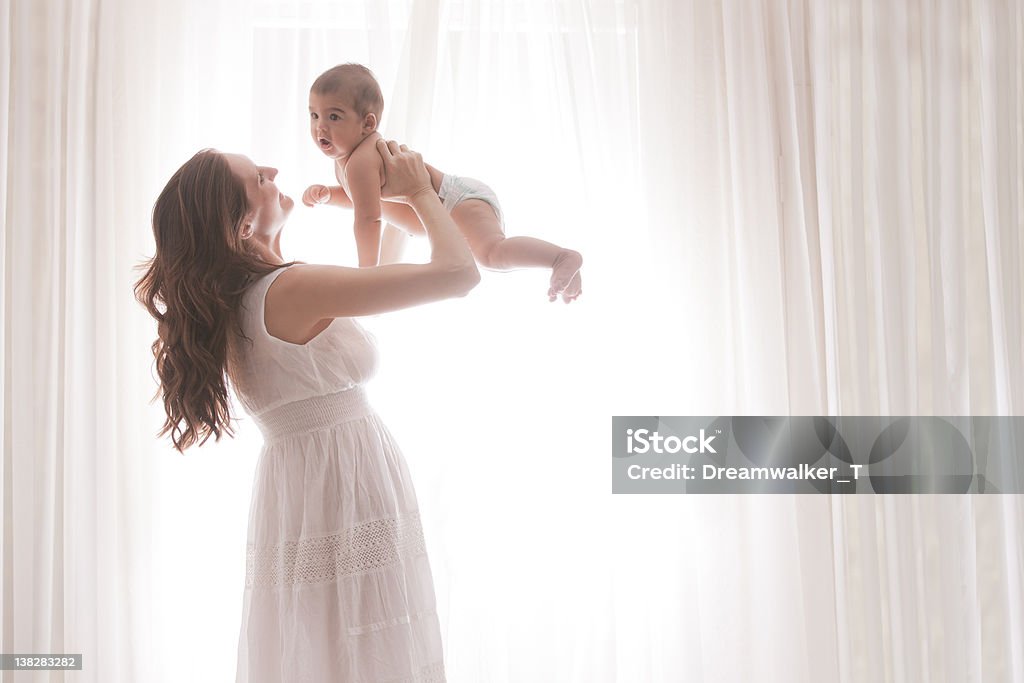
[311,63,384,120]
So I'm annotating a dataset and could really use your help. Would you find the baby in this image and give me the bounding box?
[302,63,583,303]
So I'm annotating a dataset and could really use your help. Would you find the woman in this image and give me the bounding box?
[134,140,475,682]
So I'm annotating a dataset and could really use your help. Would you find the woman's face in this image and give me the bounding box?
[223,153,294,235]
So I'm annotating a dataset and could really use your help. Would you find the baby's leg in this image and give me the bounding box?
[449,200,512,270]
[378,223,409,265]
[450,199,583,303]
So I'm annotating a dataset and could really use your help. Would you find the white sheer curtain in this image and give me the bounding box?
[1,1,168,680]
[806,3,1024,680]
[2,0,1022,682]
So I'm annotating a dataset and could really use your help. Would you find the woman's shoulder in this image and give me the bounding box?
[247,263,302,291]
[264,261,314,289]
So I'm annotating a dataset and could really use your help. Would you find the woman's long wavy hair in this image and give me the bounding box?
[133,149,298,453]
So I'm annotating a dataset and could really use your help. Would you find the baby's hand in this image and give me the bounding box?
[302,184,332,207]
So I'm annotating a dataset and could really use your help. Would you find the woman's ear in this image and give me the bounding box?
[240,211,256,238]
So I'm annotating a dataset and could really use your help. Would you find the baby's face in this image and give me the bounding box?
[309,90,373,160]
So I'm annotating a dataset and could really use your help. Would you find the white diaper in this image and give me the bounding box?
[437,174,505,231]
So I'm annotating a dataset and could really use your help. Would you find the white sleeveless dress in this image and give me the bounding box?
[226,264,446,683]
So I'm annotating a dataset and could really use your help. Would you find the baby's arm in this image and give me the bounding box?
[344,147,386,268]
[302,184,352,208]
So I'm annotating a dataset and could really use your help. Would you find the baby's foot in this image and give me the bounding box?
[548,249,583,302]
[561,271,582,304]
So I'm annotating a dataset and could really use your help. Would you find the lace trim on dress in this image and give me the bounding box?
[347,609,439,636]
[246,512,427,589]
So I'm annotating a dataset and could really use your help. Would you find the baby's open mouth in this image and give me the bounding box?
[319,138,332,149]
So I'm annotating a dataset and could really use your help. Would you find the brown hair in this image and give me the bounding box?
[133,149,298,453]
[311,63,385,120]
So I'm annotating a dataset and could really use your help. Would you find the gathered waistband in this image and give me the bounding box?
[252,386,373,442]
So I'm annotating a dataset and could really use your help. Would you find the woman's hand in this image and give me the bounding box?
[377,139,433,204]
